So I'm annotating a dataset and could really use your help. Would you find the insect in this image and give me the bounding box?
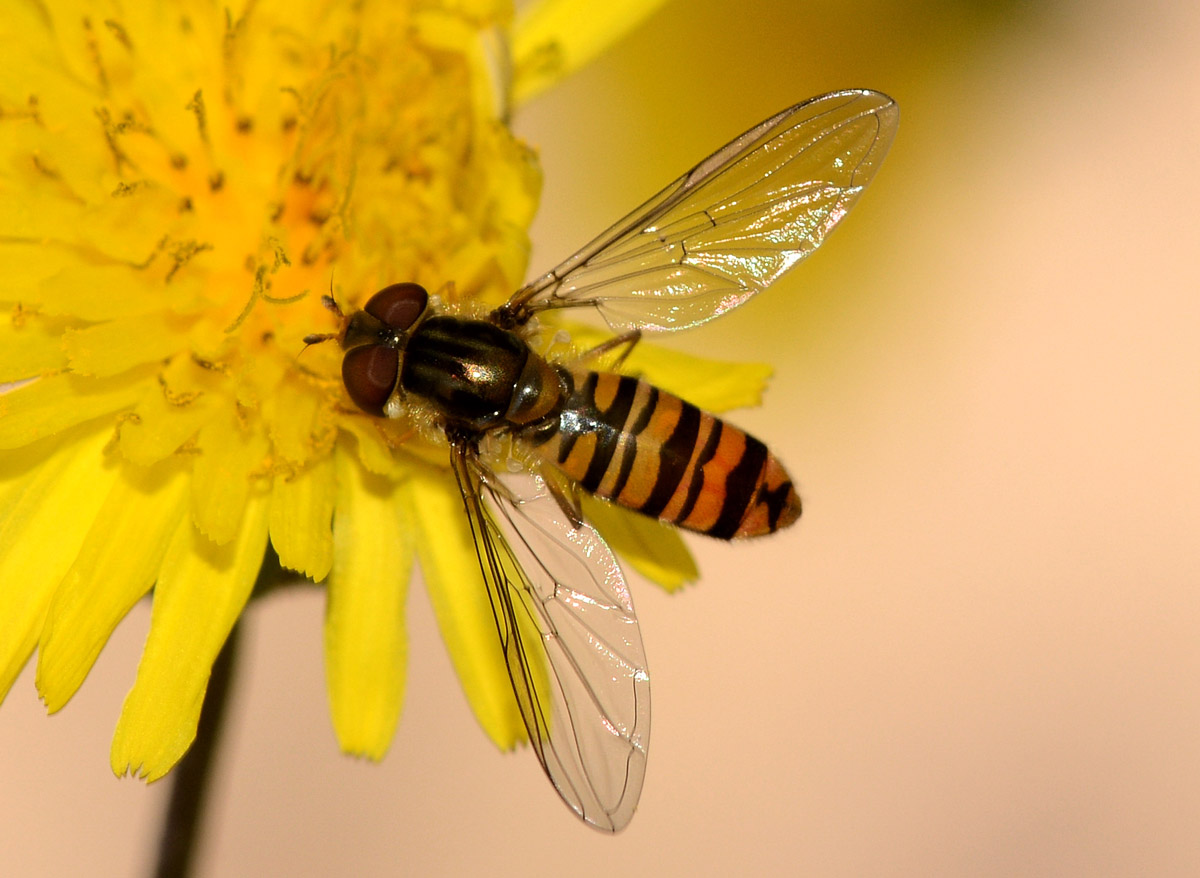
[308,89,897,831]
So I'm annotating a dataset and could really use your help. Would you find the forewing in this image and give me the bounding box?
[449,442,650,831]
[508,89,898,331]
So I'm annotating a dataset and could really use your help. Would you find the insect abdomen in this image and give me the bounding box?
[528,371,800,539]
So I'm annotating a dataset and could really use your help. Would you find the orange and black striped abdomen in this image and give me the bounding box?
[526,371,801,539]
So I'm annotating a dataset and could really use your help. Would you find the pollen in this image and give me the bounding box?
[0,0,541,778]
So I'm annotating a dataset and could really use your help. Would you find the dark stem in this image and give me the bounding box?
[153,621,241,878]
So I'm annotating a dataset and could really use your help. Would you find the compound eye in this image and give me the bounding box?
[342,344,398,416]
[364,282,428,331]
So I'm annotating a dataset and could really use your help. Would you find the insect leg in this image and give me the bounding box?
[539,464,585,529]
[576,330,643,371]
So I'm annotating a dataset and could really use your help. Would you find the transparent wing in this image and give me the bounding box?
[504,89,898,332]
[449,440,650,831]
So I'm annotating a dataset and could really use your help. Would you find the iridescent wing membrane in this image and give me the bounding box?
[450,442,649,831]
[505,89,898,332]
[457,90,897,830]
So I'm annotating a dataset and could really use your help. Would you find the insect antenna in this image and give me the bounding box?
[299,331,337,349]
[300,275,349,351]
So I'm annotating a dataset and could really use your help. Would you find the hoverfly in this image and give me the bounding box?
[308,89,897,831]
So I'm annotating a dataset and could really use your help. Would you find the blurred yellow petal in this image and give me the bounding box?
[511,0,671,104]
[405,464,525,749]
[414,10,505,123]
[0,308,71,382]
[34,265,178,321]
[0,243,67,304]
[111,492,269,781]
[0,428,114,702]
[0,369,155,451]
[64,312,197,377]
[37,458,189,712]
[232,347,286,412]
[582,495,698,592]
[270,452,336,582]
[324,448,410,758]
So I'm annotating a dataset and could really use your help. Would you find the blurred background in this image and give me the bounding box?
[3,0,1199,874]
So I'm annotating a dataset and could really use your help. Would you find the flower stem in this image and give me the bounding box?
[153,621,241,878]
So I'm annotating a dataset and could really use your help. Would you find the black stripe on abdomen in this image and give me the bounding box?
[639,400,702,519]
[675,417,723,524]
[579,375,640,493]
[708,434,769,539]
[608,385,657,501]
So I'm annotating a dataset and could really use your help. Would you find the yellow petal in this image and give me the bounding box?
[405,463,525,749]
[0,428,115,702]
[581,495,698,592]
[111,491,269,781]
[0,243,67,303]
[0,191,86,251]
[511,0,672,104]
[232,345,286,411]
[192,403,270,545]
[340,416,407,478]
[265,374,329,467]
[566,325,774,413]
[35,264,177,321]
[118,357,221,466]
[59,188,184,269]
[270,452,336,582]
[37,457,189,712]
[0,368,155,451]
[64,312,197,377]
[0,308,70,382]
[324,447,410,758]
[414,10,505,122]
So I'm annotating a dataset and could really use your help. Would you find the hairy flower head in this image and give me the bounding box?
[0,0,762,781]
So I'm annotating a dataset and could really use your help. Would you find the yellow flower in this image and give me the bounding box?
[0,0,765,781]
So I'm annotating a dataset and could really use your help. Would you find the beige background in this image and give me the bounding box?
[3,0,1199,874]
